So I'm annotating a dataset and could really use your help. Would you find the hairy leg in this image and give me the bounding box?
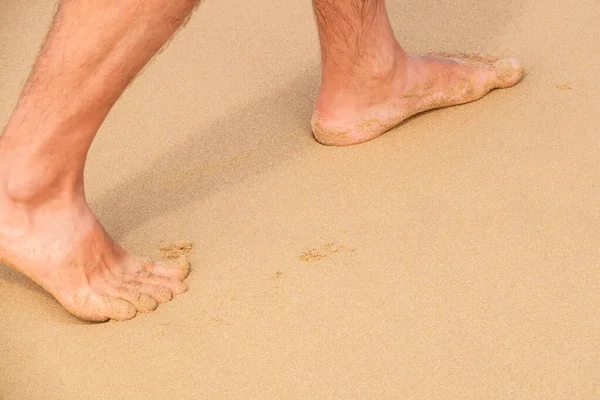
[311,0,524,145]
[0,0,200,321]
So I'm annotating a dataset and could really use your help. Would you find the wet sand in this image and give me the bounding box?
[1,0,599,398]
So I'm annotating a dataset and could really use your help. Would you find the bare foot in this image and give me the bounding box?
[0,194,189,322]
[312,52,524,146]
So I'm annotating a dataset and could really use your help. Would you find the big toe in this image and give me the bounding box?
[493,58,524,88]
[67,294,137,322]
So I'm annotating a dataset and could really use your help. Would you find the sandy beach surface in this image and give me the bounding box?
[1,0,599,398]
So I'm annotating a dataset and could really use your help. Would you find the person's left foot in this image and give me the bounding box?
[312,52,524,146]
[0,189,190,322]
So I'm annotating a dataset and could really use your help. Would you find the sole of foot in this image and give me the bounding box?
[311,52,524,146]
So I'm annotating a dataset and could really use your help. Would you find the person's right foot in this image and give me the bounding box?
[0,191,189,322]
[312,51,524,146]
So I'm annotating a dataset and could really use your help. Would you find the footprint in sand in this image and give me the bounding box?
[299,243,354,262]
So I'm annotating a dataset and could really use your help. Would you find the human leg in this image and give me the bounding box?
[311,0,524,145]
[0,0,200,321]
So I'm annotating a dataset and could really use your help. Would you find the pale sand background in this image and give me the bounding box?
[1,0,599,398]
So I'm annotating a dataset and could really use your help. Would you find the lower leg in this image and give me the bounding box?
[1,0,199,199]
[311,0,524,146]
[0,0,199,321]
[313,0,404,99]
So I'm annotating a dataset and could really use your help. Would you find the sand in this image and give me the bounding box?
[1,0,599,398]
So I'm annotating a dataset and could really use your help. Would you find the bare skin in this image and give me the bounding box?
[0,0,200,321]
[311,0,524,145]
[0,0,523,321]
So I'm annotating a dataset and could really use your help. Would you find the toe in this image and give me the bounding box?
[66,292,135,322]
[493,58,524,88]
[111,287,158,313]
[144,257,190,280]
[64,293,110,322]
[135,271,188,296]
[135,294,158,313]
[101,296,137,321]
[125,281,173,303]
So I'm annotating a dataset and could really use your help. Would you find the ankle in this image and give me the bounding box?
[0,125,85,206]
[321,43,405,85]
[316,44,407,116]
[0,159,82,207]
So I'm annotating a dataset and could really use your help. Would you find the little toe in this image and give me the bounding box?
[493,58,524,88]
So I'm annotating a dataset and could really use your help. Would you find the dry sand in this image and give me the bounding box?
[1,0,599,398]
